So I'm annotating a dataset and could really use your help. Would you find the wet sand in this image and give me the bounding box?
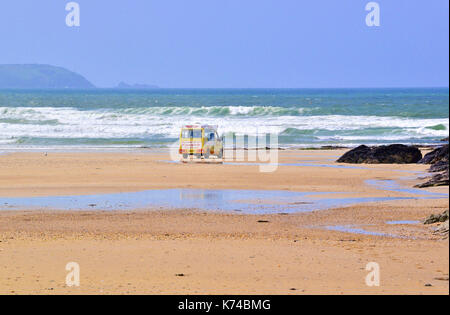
[0,149,448,294]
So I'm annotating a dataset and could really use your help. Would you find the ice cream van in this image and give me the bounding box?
[179,125,223,159]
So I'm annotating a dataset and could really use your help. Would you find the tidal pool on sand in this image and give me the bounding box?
[386,220,421,225]
[325,225,395,237]
[0,179,447,214]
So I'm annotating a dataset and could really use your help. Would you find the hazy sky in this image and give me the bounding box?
[1,0,448,88]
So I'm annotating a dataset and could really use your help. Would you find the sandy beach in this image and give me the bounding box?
[0,149,448,295]
[2,0,448,299]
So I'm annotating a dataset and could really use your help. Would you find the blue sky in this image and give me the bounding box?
[0,0,448,88]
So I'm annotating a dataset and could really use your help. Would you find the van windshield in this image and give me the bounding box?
[182,129,202,139]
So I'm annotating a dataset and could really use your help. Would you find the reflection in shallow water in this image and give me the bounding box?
[386,220,420,225]
[161,160,369,169]
[326,225,393,237]
[0,178,447,214]
[365,179,448,197]
[225,162,370,169]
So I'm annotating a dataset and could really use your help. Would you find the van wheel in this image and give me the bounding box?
[182,154,188,159]
[203,151,210,159]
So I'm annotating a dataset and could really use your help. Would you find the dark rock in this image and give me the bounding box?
[416,145,448,187]
[415,170,449,188]
[336,145,371,164]
[418,145,449,165]
[441,137,449,142]
[424,210,449,225]
[433,221,449,237]
[337,144,422,164]
[257,220,270,223]
[429,160,449,173]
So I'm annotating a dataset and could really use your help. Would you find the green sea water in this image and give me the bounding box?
[0,88,448,149]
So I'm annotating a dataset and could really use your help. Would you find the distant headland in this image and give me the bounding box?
[0,64,95,89]
[0,64,160,89]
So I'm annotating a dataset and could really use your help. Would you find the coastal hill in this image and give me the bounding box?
[0,64,95,89]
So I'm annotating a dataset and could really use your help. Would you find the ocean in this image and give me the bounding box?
[0,88,448,150]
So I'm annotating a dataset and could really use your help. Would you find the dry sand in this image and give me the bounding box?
[0,149,448,294]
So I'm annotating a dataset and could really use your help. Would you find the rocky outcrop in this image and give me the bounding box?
[429,160,448,173]
[416,144,449,188]
[336,145,371,163]
[424,210,449,225]
[434,220,449,238]
[424,210,449,238]
[415,170,449,188]
[337,144,422,164]
[418,144,449,165]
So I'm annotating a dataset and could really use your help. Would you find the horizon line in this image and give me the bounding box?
[1,86,449,90]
